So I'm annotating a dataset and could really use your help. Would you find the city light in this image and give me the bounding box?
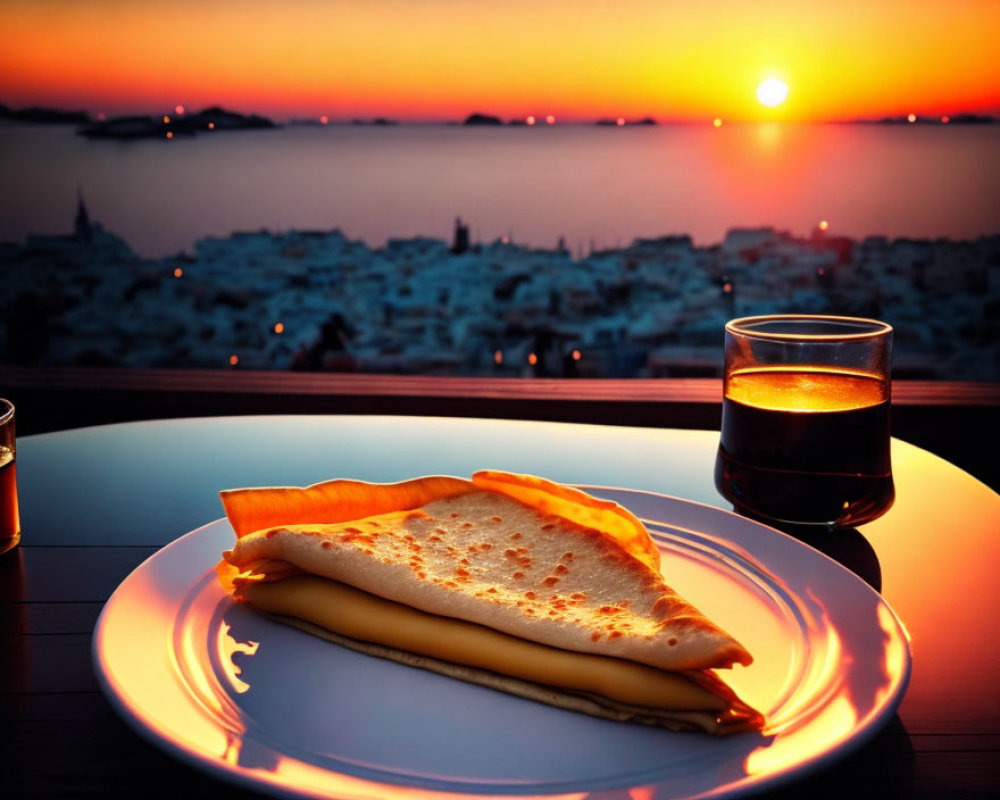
[616,117,625,126]
[274,322,284,334]
[229,354,239,366]
[165,131,173,139]
[174,105,185,115]
[819,220,829,231]
[908,113,917,123]
[493,349,503,365]
[545,115,556,125]
[173,267,183,278]
[713,118,723,128]
[528,352,538,365]
[526,115,535,126]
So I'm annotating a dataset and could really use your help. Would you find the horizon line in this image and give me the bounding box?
[3,100,998,127]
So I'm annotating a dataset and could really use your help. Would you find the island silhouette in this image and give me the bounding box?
[3,102,996,133]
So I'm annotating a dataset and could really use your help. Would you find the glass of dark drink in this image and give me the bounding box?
[714,315,894,529]
[1,398,19,555]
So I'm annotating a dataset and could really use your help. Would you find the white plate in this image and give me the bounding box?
[93,488,911,799]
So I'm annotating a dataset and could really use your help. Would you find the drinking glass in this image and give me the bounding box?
[1,398,19,554]
[714,315,894,528]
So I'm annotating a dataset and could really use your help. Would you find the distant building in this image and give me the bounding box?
[451,216,470,254]
[722,227,784,256]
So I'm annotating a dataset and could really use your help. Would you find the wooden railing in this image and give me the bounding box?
[3,366,998,489]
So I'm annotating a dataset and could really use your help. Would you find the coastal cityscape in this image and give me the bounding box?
[3,0,998,386]
[2,196,997,381]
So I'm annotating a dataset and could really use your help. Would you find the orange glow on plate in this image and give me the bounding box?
[757,606,850,736]
[743,592,899,776]
[180,615,226,715]
[746,695,857,774]
[95,580,234,760]
[874,603,910,707]
[218,622,258,694]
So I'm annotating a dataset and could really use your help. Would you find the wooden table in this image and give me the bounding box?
[3,416,999,798]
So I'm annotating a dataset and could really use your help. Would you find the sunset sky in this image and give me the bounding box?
[2,0,999,122]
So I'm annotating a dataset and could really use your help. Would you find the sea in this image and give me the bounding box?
[1,120,999,257]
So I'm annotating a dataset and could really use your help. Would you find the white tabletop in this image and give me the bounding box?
[19,415,730,546]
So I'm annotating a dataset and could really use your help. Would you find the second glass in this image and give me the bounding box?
[1,398,19,555]
[714,315,894,529]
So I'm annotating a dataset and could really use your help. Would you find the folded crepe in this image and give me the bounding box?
[217,471,763,735]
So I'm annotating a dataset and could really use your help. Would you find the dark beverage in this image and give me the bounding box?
[715,367,894,527]
[1,446,19,552]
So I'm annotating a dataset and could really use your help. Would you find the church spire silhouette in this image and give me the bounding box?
[74,186,92,244]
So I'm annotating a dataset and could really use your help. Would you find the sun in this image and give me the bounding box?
[756,78,789,108]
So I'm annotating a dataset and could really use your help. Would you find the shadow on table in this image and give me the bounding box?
[0,548,27,720]
[779,524,882,593]
[730,510,883,592]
